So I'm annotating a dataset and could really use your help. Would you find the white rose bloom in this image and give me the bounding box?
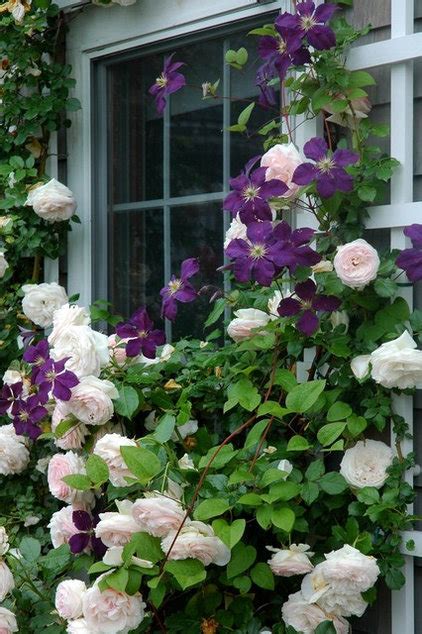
[161,520,231,567]
[132,494,185,537]
[224,215,248,249]
[47,451,94,506]
[370,330,422,389]
[277,459,293,479]
[0,561,14,601]
[26,178,77,223]
[267,290,283,319]
[66,375,118,426]
[48,304,91,347]
[282,591,349,634]
[0,527,9,556]
[301,544,379,618]
[35,456,51,474]
[0,424,30,475]
[55,579,87,621]
[2,369,23,386]
[340,439,393,489]
[51,325,109,378]
[178,453,195,470]
[22,282,68,328]
[350,354,371,380]
[227,308,270,342]
[95,500,140,547]
[267,544,314,577]
[102,545,153,569]
[93,433,137,487]
[82,584,146,633]
[0,251,9,278]
[0,607,18,633]
[66,619,91,634]
[330,310,349,331]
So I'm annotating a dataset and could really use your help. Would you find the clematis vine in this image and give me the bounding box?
[68,510,106,557]
[224,157,288,224]
[160,257,199,321]
[116,308,165,358]
[278,278,341,336]
[396,224,422,281]
[292,137,359,197]
[277,1,337,50]
[149,53,186,115]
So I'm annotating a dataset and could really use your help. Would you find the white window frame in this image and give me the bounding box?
[64,1,421,632]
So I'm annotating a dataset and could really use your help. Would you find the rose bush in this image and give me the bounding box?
[0,1,420,633]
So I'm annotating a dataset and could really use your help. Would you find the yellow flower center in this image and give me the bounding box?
[317,157,335,173]
[301,15,317,31]
[250,244,267,259]
[243,186,260,201]
[156,74,168,88]
[168,279,182,294]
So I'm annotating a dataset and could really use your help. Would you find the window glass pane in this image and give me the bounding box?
[109,208,164,323]
[109,57,164,204]
[170,202,223,339]
[170,39,224,197]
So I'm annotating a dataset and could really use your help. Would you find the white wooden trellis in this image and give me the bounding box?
[62,0,420,631]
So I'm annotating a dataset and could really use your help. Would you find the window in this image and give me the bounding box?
[93,21,273,338]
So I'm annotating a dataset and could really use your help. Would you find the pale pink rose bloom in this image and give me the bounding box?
[47,451,94,506]
[108,334,129,366]
[82,584,146,634]
[95,500,140,547]
[48,304,91,347]
[282,591,349,634]
[267,543,314,576]
[333,239,380,289]
[66,376,118,426]
[260,143,302,197]
[0,607,18,634]
[0,562,14,601]
[52,401,89,450]
[55,579,87,620]
[131,495,185,537]
[51,325,109,378]
[161,520,231,566]
[26,178,77,223]
[227,308,270,342]
[48,506,80,549]
[93,433,137,487]
[66,619,91,634]
[0,424,30,475]
[224,215,248,250]
[340,439,393,489]
[21,282,68,328]
[350,354,371,380]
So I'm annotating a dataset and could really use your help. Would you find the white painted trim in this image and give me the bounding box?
[348,32,422,70]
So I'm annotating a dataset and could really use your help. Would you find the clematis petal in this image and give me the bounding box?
[278,298,302,316]
[292,162,318,186]
[303,137,328,162]
[180,257,200,280]
[295,279,317,302]
[314,2,337,23]
[404,224,422,248]
[306,24,336,50]
[297,310,319,336]
[312,294,341,312]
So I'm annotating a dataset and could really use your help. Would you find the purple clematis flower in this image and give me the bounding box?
[272,221,321,271]
[258,20,305,81]
[69,510,106,557]
[224,157,288,224]
[396,224,422,281]
[13,395,48,439]
[149,53,186,115]
[34,358,79,401]
[292,137,359,198]
[277,1,337,50]
[0,381,23,416]
[278,278,341,336]
[160,258,199,321]
[116,308,165,358]
[256,68,277,110]
[23,339,50,381]
[226,221,283,286]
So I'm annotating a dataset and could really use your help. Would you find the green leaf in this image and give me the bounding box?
[374,278,397,298]
[62,474,92,490]
[53,417,78,438]
[130,532,164,563]
[358,185,377,202]
[225,378,261,413]
[271,507,295,532]
[319,472,348,495]
[357,487,380,505]
[165,559,206,589]
[193,498,230,521]
[327,401,352,421]
[256,504,272,529]
[349,70,376,87]
[244,419,269,449]
[250,562,274,590]
[227,543,256,579]
[267,481,300,502]
[20,537,41,562]
[317,422,346,447]
[126,567,143,595]
[154,414,175,443]
[257,401,290,418]
[238,102,255,127]
[66,97,82,111]
[205,298,226,327]
[114,385,140,419]
[42,544,71,571]
[315,622,337,634]
[238,493,262,506]
[301,481,320,505]
[286,435,311,452]
[347,414,367,437]
[305,459,325,481]
[212,519,245,548]
[120,446,162,484]
[86,454,109,484]
[285,380,326,413]
[273,369,297,391]
[105,568,129,593]
[236,47,248,66]
[198,445,237,470]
